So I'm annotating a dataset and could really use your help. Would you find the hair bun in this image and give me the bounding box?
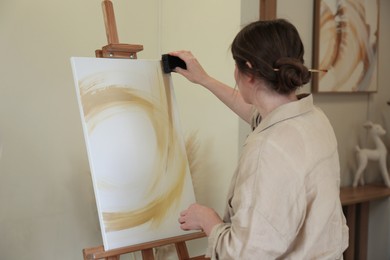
[273,57,311,93]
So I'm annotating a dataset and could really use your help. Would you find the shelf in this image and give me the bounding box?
[340,184,390,206]
[340,184,390,260]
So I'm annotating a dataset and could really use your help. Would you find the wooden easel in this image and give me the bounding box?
[83,1,208,259]
[95,0,143,59]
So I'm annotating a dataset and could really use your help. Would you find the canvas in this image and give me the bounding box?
[71,57,196,250]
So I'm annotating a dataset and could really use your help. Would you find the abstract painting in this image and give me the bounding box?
[312,0,379,92]
[71,57,196,250]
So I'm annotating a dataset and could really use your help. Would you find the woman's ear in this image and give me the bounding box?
[244,62,256,83]
[243,72,256,85]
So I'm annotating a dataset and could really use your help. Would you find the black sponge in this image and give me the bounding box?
[162,54,187,73]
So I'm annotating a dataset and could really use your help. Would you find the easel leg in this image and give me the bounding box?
[343,204,356,260]
[175,241,190,259]
[141,248,154,260]
[356,202,369,260]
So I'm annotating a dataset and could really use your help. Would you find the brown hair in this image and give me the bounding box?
[231,19,311,94]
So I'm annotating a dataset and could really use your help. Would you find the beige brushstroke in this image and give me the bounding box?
[185,131,201,178]
[79,70,190,232]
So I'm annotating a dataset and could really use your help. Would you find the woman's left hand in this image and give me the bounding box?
[178,203,223,236]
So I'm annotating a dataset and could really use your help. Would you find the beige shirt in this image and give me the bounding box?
[206,94,349,259]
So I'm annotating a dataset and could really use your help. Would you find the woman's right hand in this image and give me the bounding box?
[169,51,211,86]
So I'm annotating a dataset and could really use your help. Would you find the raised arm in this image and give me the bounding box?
[169,51,253,124]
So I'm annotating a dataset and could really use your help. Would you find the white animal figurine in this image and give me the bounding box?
[353,121,390,188]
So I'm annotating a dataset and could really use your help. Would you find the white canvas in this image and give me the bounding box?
[71,57,196,250]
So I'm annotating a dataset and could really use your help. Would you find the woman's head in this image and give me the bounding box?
[231,19,311,94]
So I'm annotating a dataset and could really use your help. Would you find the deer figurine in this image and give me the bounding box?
[353,121,390,188]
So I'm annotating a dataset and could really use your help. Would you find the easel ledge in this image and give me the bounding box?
[83,232,208,260]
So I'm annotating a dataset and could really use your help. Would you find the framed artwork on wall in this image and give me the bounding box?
[312,0,379,93]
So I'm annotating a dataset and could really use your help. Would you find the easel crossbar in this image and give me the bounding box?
[83,232,207,260]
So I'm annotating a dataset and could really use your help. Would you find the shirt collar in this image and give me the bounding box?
[253,93,314,134]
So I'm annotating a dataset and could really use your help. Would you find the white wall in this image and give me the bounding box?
[160,0,241,256]
[0,0,160,259]
[366,1,390,258]
[0,0,241,259]
[0,1,100,258]
[160,0,240,216]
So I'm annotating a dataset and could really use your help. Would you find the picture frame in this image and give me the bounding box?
[312,0,379,93]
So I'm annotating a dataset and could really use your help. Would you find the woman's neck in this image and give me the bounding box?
[251,85,297,118]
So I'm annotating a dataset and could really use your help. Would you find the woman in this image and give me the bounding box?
[173,19,348,259]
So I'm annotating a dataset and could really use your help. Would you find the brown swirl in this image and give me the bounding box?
[79,71,189,232]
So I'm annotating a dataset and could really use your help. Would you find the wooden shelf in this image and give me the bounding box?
[340,184,390,205]
[340,184,390,260]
